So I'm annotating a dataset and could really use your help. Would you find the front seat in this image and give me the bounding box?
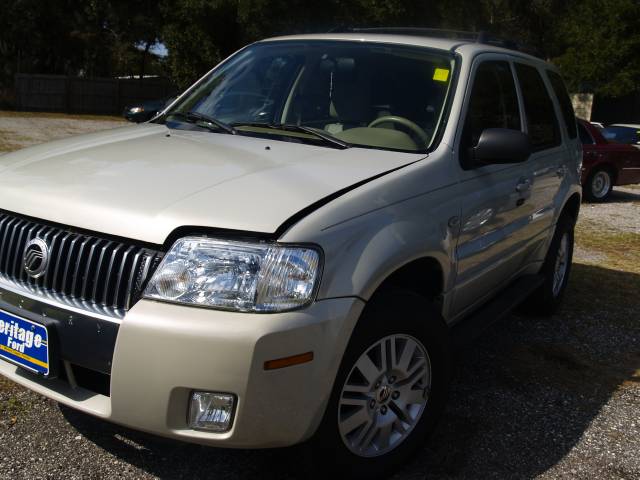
[325,58,372,133]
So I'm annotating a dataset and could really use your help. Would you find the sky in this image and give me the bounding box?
[150,43,169,57]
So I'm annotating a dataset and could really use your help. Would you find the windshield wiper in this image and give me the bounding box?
[232,122,351,149]
[168,111,237,135]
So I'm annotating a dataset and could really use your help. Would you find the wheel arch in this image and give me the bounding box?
[590,161,618,184]
[367,256,446,313]
[560,192,581,225]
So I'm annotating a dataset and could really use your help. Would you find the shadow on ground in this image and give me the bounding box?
[60,405,307,479]
[606,188,640,203]
[61,263,640,479]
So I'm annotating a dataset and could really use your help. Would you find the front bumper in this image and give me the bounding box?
[0,294,364,448]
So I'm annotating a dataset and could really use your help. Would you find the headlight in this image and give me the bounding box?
[129,106,144,114]
[144,237,322,312]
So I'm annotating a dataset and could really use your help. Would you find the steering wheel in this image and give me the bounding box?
[368,116,431,147]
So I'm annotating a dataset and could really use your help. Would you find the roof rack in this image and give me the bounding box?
[334,27,540,57]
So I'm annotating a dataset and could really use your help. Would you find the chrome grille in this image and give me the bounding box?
[0,211,162,319]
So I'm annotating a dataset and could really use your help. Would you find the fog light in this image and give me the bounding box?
[188,392,235,432]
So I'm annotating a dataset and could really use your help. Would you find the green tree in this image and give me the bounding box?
[554,0,640,96]
[159,0,241,88]
[2,0,640,102]
[161,0,453,87]
[159,0,571,88]
[0,0,166,89]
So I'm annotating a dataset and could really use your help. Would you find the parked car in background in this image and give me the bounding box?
[578,119,640,201]
[123,96,175,122]
[601,124,640,147]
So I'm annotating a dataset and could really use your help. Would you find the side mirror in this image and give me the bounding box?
[473,128,531,165]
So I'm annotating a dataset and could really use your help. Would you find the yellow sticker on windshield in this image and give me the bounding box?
[433,68,450,82]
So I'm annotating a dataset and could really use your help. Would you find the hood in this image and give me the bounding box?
[0,124,421,244]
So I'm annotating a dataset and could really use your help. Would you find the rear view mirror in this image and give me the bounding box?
[473,128,531,165]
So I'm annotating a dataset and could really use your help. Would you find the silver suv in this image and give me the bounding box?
[0,29,581,477]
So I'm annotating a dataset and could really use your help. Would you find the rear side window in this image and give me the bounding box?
[547,70,577,139]
[462,61,521,161]
[602,126,640,145]
[515,63,561,150]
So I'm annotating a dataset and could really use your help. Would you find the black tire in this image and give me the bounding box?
[522,215,575,316]
[584,167,614,202]
[306,289,451,479]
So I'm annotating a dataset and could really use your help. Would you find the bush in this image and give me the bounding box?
[0,88,15,110]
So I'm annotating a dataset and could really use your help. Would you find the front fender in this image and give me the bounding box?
[279,153,460,303]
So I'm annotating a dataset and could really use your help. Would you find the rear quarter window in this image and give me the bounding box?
[515,63,561,151]
[547,70,577,139]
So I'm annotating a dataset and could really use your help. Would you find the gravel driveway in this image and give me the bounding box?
[0,113,638,479]
[0,112,124,153]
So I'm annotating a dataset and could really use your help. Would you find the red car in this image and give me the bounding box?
[578,119,640,201]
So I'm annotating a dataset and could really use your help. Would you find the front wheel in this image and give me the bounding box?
[308,290,450,479]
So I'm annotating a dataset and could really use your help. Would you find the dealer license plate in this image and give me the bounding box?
[0,309,49,375]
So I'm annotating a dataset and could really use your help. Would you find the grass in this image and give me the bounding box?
[0,129,32,153]
[1,394,28,415]
[575,219,640,273]
[0,376,31,425]
[504,214,640,399]
[0,138,15,152]
[561,217,640,331]
[0,110,125,122]
[0,110,125,154]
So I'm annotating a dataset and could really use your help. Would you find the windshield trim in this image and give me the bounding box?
[155,39,459,155]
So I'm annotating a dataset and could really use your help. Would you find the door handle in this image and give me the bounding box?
[556,166,566,178]
[515,178,531,193]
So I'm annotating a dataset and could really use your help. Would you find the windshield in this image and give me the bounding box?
[160,40,456,152]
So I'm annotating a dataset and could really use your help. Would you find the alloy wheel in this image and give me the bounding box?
[337,334,431,458]
[552,232,569,297]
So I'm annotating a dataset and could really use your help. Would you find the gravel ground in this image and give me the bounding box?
[0,112,124,153]
[0,114,638,479]
[579,187,640,234]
